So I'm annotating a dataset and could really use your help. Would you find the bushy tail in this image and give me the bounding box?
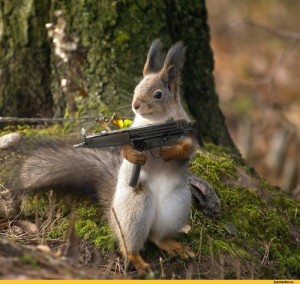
[13,139,122,205]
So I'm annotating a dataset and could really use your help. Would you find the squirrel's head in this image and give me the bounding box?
[132,39,186,121]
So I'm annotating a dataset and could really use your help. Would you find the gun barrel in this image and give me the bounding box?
[74,142,85,148]
[78,131,131,148]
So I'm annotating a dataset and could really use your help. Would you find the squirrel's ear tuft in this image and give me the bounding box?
[160,41,186,93]
[163,41,186,74]
[143,38,163,76]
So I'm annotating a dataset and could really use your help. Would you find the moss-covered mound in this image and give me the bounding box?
[1,126,299,279]
[186,145,300,279]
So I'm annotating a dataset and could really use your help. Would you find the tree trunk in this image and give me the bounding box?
[0,0,53,118]
[1,0,235,148]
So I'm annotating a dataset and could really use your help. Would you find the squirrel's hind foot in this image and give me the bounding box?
[154,239,195,260]
[126,252,152,276]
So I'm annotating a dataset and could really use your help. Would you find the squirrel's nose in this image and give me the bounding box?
[133,102,141,110]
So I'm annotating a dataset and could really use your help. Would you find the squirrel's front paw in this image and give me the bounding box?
[160,137,195,161]
[122,144,147,165]
[160,145,178,161]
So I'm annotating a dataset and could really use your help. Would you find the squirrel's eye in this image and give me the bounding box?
[154,91,163,100]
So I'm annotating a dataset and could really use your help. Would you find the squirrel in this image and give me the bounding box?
[14,39,198,275]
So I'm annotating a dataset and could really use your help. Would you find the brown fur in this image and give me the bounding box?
[153,239,195,259]
[126,253,152,274]
[121,144,146,165]
[159,136,196,161]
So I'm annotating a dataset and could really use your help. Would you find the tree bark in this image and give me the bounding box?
[0,0,53,118]
[164,1,236,148]
[0,0,235,148]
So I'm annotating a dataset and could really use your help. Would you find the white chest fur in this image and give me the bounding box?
[139,150,191,240]
[140,150,187,201]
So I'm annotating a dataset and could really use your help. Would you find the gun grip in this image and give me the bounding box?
[129,164,141,188]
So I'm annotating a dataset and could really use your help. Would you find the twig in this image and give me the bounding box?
[231,19,300,41]
[0,184,8,190]
[191,254,201,279]
[196,225,204,262]
[0,114,134,127]
[34,195,41,244]
[268,39,297,82]
[219,253,224,279]
[230,19,300,103]
[243,39,297,87]
[261,238,274,265]
[0,116,100,124]
[200,236,215,275]
[111,207,128,277]
[236,258,241,279]
[40,190,55,232]
[159,257,166,279]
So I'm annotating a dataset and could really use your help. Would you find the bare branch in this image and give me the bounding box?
[0,116,98,124]
[231,19,300,41]
[241,39,297,88]
[111,207,128,277]
[230,19,299,101]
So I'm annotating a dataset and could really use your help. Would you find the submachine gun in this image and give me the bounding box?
[74,119,203,187]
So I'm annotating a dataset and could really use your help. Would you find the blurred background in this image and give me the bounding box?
[1,1,299,198]
[206,0,300,198]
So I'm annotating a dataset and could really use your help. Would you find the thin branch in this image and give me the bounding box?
[233,32,298,87]
[159,257,166,279]
[267,39,297,100]
[0,184,8,190]
[0,116,99,124]
[230,19,299,102]
[0,114,134,125]
[269,39,297,80]
[40,190,55,231]
[231,19,300,41]
[111,207,128,277]
[261,238,274,265]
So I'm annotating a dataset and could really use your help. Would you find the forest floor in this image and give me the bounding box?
[0,236,110,279]
[0,208,201,280]
[0,145,202,280]
[1,128,300,280]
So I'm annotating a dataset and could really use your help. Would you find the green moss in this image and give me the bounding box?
[47,217,69,239]
[186,145,300,279]
[73,201,115,250]
[190,146,237,189]
[20,193,115,251]
[20,254,40,270]
[22,194,49,217]
[0,123,67,138]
